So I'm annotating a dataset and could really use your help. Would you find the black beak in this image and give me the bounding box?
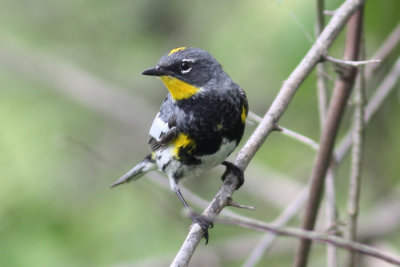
[142,67,166,76]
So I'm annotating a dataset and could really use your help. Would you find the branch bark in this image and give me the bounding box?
[294,6,364,267]
[216,216,400,266]
[172,0,367,265]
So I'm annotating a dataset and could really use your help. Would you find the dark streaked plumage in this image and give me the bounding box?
[111,47,248,243]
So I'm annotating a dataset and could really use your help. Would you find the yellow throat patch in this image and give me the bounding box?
[160,76,199,100]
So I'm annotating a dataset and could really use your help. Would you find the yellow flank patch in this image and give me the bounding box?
[160,76,199,100]
[151,152,156,160]
[168,47,187,56]
[241,105,247,123]
[172,133,196,158]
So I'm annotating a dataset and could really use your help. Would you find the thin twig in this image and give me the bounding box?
[172,1,366,265]
[295,7,364,267]
[280,126,320,151]
[227,197,255,210]
[345,38,367,267]
[216,217,400,266]
[325,55,380,67]
[248,111,319,150]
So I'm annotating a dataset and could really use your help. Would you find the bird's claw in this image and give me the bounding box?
[221,161,244,190]
[190,213,213,245]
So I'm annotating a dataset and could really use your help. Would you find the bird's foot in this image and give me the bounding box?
[190,213,213,245]
[221,161,244,190]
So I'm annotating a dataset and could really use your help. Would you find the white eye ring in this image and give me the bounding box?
[181,61,192,73]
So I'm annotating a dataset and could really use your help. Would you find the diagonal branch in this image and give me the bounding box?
[216,217,400,266]
[171,0,367,265]
[294,6,364,267]
[365,22,400,79]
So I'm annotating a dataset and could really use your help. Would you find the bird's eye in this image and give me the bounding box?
[180,61,192,73]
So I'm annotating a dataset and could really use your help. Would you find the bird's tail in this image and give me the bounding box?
[110,154,157,188]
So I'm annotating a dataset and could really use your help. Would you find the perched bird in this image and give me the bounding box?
[111,47,248,242]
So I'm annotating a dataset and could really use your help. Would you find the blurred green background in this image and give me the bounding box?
[0,0,399,266]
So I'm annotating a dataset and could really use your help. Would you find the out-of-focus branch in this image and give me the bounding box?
[216,216,400,266]
[315,0,329,129]
[0,40,154,132]
[324,10,336,16]
[345,40,367,267]
[172,0,367,265]
[316,1,338,266]
[365,22,400,79]
[358,183,400,242]
[325,165,338,267]
[243,188,309,267]
[294,7,364,267]
[335,56,400,161]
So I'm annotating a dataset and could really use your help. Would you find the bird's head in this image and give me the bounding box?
[142,47,222,100]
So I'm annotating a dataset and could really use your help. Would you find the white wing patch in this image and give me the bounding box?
[149,113,170,140]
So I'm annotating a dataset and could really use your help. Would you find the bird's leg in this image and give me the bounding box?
[174,188,213,244]
[221,161,244,190]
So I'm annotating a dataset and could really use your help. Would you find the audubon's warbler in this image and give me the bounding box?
[111,47,248,242]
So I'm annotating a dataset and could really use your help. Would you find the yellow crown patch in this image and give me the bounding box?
[168,47,187,56]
